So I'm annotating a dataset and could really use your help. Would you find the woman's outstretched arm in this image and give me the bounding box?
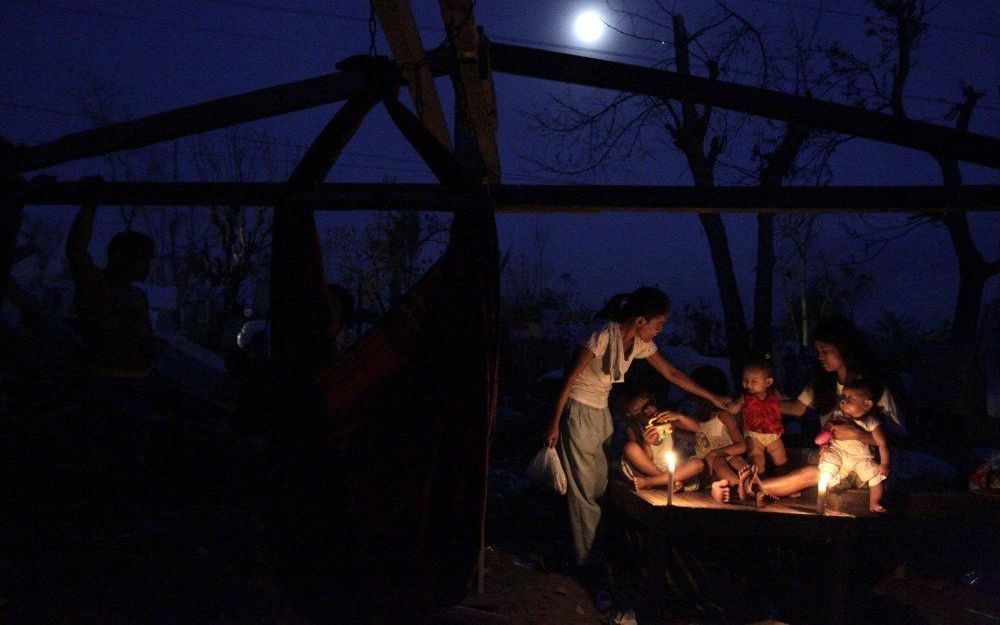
[645,351,729,409]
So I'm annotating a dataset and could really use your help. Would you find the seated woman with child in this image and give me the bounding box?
[618,317,906,514]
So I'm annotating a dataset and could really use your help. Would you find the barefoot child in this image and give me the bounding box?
[728,355,788,476]
[741,378,891,513]
[620,380,747,502]
[818,378,891,512]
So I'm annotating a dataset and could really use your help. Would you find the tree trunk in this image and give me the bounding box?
[699,213,749,381]
[752,213,774,352]
[939,209,989,345]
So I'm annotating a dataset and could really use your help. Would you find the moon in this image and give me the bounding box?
[573,10,605,44]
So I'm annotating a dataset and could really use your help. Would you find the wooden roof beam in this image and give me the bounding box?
[14,48,454,174]
[14,180,1000,213]
[374,0,453,151]
[488,43,1000,170]
[438,0,501,184]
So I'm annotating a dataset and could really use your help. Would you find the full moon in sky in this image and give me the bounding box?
[573,10,605,43]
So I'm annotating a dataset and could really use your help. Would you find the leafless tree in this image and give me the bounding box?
[328,209,450,318]
[188,126,277,334]
[76,77,169,228]
[828,0,998,346]
[529,1,851,378]
[17,213,66,293]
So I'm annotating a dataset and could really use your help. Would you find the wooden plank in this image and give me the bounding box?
[383,98,478,190]
[13,48,454,174]
[632,487,854,517]
[489,43,1000,170]
[15,181,1000,213]
[439,1,501,183]
[374,0,453,151]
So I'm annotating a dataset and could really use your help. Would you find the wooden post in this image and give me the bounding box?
[270,56,397,375]
[439,2,501,184]
[0,138,24,302]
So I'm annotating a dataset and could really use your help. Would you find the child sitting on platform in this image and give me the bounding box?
[739,378,891,513]
[818,378,891,512]
[727,354,788,477]
[620,367,747,502]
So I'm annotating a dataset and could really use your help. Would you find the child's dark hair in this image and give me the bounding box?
[843,377,883,406]
[810,316,875,415]
[615,385,655,443]
[743,353,775,378]
[596,287,670,323]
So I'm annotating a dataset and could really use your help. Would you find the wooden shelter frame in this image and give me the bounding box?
[1,2,998,613]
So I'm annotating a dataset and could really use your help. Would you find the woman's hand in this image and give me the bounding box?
[877,463,890,478]
[712,395,732,411]
[544,423,560,448]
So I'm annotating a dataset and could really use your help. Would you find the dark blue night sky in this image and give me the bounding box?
[3,0,998,325]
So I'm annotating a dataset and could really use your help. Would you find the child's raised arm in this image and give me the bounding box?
[653,410,700,433]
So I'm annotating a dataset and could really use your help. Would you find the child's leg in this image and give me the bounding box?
[868,482,886,513]
[765,438,788,472]
[713,455,744,485]
[672,458,705,488]
[746,436,766,474]
[757,466,820,497]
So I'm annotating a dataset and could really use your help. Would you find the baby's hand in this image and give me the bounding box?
[642,427,660,446]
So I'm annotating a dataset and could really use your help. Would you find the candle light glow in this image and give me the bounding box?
[817,472,830,515]
[666,450,677,506]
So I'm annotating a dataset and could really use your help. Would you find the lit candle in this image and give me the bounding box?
[666,451,677,506]
[817,472,830,515]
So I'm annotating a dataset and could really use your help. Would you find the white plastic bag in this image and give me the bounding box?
[526,447,568,495]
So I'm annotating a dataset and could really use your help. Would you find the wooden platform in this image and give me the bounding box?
[604,479,885,623]
[630,486,854,517]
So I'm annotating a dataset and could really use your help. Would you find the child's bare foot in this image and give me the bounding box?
[869,502,886,513]
[633,476,649,490]
[737,465,756,501]
[710,479,732,503]
[756,492,779,508]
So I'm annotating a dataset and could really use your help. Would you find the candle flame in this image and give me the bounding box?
[666,450,677,472]
[818,472,830,494]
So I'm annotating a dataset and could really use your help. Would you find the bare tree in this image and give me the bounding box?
[76,77,169,228]
[529,2,850,378]
[829,0,998,345]
[17,213,66,293]
[328,209,450,318]
[188,126,277,343]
